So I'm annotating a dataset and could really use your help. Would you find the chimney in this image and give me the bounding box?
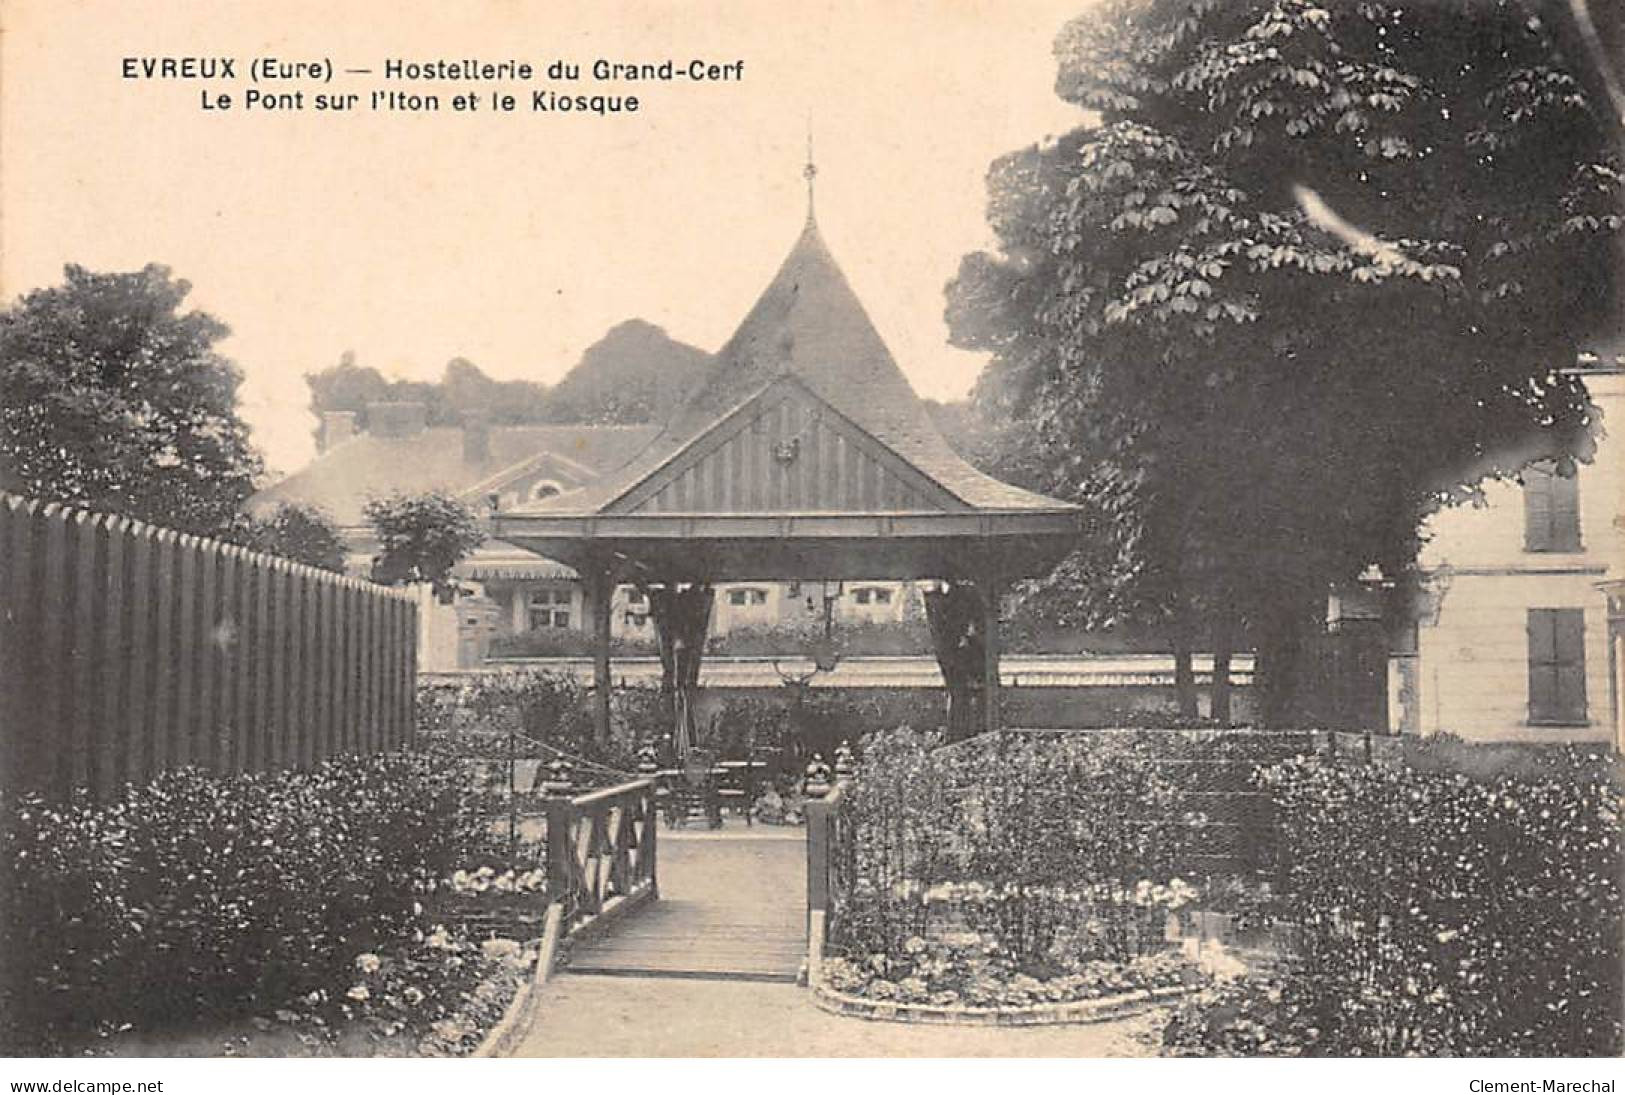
[366,401,427,439]
[318,410,357,453]
[462,410,491,465]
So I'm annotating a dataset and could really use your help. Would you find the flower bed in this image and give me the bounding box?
[821,936,1197,1011]
[0,750,545,1057]
[91,930,539,1058]
[818,729,1223,1024]
[830,730,1208,966]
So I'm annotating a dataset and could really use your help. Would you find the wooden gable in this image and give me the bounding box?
[607,378,965,516]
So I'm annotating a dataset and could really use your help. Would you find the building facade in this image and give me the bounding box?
[1409,363,1623,746]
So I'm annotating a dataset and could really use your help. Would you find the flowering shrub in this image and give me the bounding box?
[1167,751,1623,1056]
[830,729,1202,975]
[0,750,486,1055]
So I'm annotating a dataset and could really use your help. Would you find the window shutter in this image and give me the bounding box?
[1554,610,1587,722]
[1550,471,1581,552]
[1527,610,1558,720]
[1524,466,1553,551]
[1528,608,1587,724]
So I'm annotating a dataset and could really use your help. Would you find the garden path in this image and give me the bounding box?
[509,830,1164,1057]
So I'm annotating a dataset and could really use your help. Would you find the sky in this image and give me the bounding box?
[2,0,1091,478]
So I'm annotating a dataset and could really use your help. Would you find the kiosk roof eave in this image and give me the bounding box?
[490,508,1082,583]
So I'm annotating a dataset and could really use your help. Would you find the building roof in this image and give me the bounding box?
[511,219,1072,517]
[492,215,1080,582]
[251,424,660,526]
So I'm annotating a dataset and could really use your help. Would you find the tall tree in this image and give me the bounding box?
[947,0,1620,725]
[0,265,263,537]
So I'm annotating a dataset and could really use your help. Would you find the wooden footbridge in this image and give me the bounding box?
[530,777,843,989]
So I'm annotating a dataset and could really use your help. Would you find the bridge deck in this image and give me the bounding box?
[562,830,806,983]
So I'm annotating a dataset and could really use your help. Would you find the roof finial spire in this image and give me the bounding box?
[803,117,818,227]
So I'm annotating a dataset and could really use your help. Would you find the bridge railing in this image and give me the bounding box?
[544,778,660,939]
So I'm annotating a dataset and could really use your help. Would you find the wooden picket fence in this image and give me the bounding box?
[0,494,418,799]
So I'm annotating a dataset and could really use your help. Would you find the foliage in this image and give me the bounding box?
[823,942,1194,1009]
[305,320,709,430]
[0,264,263,538]
[486,627,658,659]
[1161,975,1329,1056]
[705,618,933,659]
[364,490,485,595]
[306,352,552,435]
[697,697,795,759]
[946,0,1621,725]
[542,319,713,424]
[0,751,486,1055]
[237,502,348,573]
[610,680,672,749]
[415,671,638,775]
[216,932,534,1058]
[830,729,1199,974]
[1169,751,1623,1056]
[1394,732,1618,785]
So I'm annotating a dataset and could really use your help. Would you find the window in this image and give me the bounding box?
[1527,608,1586,725]
[873,588,892,605]
[625,588,647,607]
[529,480,563,503]
[853,588,871,605]
[1523,462,1581,552]
[624,611,648,629]
[727,588,768,607]
[852,586,892,606]
[528,587,572,630]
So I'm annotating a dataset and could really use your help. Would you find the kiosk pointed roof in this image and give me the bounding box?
[532,218,1066,515]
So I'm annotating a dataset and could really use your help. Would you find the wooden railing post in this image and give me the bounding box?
[643,779,660,899]
[804,775,844,984]
[804,764,837,918]
[545,795,574,918]
[805,798,830,918]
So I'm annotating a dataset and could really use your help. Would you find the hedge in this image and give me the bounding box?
[1168,749,1623,1056]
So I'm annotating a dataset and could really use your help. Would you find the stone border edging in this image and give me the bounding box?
[808,976,1195,1027]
